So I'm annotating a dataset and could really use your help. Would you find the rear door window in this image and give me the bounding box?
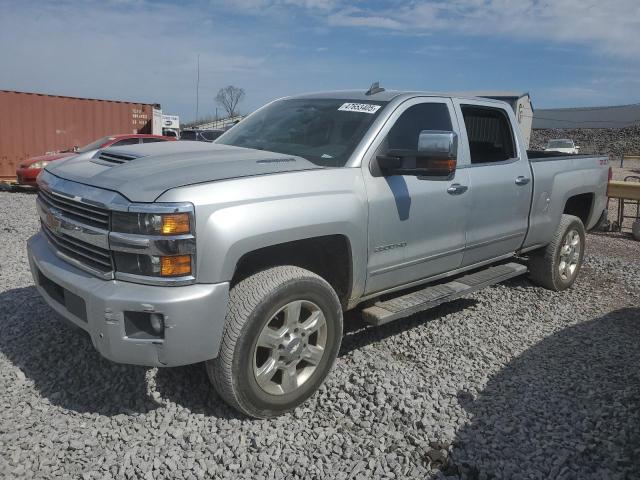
[461,105,515,164]
[142,138,168,143]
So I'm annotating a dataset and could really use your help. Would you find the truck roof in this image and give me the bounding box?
[287,89,510,105]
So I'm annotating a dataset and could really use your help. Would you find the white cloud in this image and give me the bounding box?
[209,0,640,59]
[281,0,338,9]
[328,11,403,29]
[299,0,640,59]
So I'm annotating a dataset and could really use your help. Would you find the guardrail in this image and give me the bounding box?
[194,115,244,130]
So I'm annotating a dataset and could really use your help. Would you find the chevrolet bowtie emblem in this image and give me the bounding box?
[45,208,62,234]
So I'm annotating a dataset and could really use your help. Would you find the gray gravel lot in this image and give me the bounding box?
[1,190,639,479]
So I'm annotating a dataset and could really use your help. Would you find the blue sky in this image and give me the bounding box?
[1,0,639,122]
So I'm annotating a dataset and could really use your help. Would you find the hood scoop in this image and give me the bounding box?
[92,150,143,166]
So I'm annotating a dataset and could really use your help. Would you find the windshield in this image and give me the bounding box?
[547,140,574,149]
[77,136,113,153]
[216,98,387,167]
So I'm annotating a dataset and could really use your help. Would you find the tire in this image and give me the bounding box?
[207,266,343,418]
[528,214,586,291]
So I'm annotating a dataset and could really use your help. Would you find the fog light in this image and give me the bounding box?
[150,313,165,334]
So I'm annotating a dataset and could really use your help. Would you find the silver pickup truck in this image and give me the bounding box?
[28,87,609,418]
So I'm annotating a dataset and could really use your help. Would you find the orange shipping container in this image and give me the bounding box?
[0,90,161,181]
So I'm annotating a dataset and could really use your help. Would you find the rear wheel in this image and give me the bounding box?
[207,266,343,418]
[528,214,585,291]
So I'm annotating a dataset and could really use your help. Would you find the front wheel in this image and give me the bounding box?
[207,266,343,418]
[528,214,586,291]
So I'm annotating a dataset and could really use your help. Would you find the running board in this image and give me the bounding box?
[362,262,527,326]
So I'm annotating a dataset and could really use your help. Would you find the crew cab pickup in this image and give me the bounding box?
[27,88,609,418]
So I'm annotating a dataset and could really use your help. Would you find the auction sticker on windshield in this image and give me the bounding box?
[338,103,381,114]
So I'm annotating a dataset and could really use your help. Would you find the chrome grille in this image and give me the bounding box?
[37,185,113,279]
[38,188,109,229]
[41,221,113,276]
[96,151,139,164]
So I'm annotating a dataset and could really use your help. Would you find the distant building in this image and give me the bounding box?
[532,104,640,129]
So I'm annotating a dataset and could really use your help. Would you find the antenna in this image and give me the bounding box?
[365,82,385,96]
[195,54,200,123]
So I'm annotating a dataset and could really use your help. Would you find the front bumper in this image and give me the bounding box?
[27,231,230,367]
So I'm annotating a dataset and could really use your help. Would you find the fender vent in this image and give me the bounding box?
[94,151,140,165]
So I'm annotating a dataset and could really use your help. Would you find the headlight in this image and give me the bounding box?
[112,211,192,235]
[109,203,196,282]
[31,161,50,169]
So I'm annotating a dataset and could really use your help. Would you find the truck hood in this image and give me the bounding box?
[45,142,323,202]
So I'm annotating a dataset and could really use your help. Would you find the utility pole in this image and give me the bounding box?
[195,54,200,123]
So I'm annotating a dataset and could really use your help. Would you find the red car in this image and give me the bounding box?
[16,134,175,187]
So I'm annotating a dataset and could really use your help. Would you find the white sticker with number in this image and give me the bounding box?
[338,103,381,114]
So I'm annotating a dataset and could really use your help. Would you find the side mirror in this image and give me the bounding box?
[377,130,458,178]
[418,130,458,159]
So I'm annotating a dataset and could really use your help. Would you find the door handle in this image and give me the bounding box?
[515,176,530,186]
[447,183,468,195]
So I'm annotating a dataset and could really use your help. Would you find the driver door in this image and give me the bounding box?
[363,98,470,294]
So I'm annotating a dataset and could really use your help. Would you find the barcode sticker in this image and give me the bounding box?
[338,103,381,114]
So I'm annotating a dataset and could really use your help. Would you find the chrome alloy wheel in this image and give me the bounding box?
[559,229,581,281]
[253,300,327,396]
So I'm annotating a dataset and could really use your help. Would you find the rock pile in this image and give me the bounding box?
[531,126,640,158]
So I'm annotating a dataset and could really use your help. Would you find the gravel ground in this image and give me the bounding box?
[1,191,639,480]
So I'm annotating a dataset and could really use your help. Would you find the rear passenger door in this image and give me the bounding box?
[453,100,532,267]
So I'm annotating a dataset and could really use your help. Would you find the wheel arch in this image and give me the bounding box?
[563,192,594,228]
[231,234,354,309]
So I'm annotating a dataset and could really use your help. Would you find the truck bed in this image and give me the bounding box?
[523,151,609,249]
